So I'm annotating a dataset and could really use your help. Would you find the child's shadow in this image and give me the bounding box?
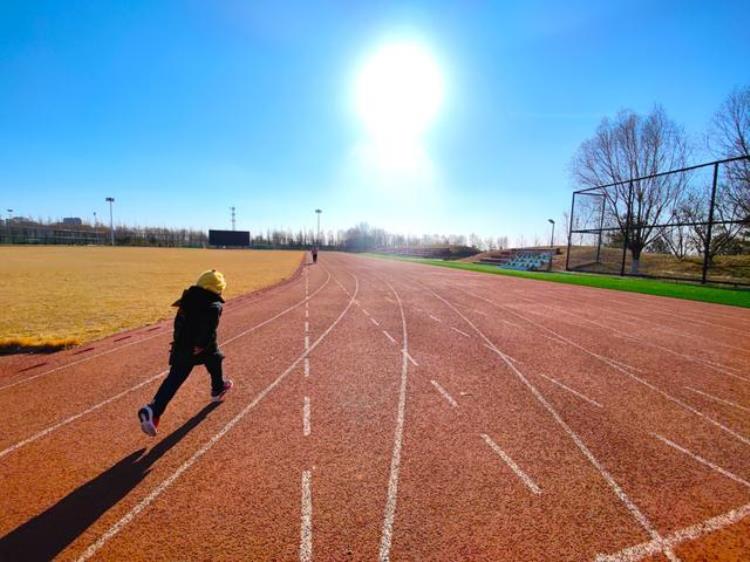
[0,402,221,561]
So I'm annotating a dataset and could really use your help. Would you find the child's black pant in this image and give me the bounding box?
[151,352,224,417]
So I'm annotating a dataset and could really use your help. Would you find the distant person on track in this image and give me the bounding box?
[312,246,318,264]
[138,269,233,437]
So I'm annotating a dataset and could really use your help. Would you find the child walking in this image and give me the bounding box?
[138,269,233,437]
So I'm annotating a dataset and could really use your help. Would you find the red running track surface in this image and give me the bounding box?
[0,253,749,561]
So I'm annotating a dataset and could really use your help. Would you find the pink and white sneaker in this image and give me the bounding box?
[211,380,234,403]
[138,404,159,437]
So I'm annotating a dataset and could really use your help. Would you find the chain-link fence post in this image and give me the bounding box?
[620,180,634,276]
[701,162,720,284]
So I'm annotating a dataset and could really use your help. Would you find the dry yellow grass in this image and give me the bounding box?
[0,246,302,351]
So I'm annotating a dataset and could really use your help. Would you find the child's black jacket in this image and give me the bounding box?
[170,285,224,362]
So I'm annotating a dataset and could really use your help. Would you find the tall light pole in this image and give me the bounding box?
[105,197,115,246]
[547,219,555,248]
[315,209,322,246]
[230,206,236,231]
[6,209,12,223]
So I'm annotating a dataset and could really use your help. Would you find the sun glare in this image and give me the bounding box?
[355,40,444,142]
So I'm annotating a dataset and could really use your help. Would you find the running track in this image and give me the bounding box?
[1,253,749,561]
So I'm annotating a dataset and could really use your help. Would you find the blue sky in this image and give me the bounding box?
[1,0,748,243]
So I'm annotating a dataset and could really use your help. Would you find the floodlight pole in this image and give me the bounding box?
[105,197,115,246]
[315,209,322,246]
[231,206,236,231]
[547,219,555,248]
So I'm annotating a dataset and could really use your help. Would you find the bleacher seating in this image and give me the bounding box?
[478,248,558,271]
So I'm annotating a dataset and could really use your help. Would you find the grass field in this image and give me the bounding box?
[0,246,303,352]
[367,253,750,308]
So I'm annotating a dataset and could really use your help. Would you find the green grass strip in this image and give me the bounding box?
[363,253,750,309]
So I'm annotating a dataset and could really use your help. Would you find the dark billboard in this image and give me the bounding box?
[209,230,250,247]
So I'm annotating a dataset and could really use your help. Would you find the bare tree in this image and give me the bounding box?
[709,86,750,218]
[571,106,689,273]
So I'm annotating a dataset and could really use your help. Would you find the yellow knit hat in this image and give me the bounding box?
[196,269,227,295]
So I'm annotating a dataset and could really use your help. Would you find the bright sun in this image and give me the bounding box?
[355,41,444,142]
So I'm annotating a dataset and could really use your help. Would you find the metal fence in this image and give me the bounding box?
[566,155,750,285]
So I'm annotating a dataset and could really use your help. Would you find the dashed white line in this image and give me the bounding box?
[371,317,380,327]
[535,372,603,408]
[304,335,310,351]
[404,351,419,367]
[383,330,397,345]
[303,396,311,437]
[304,321,309,333]
[362,308,370,316]
[300,470,313,562]
[430,380,457,408]
[74,275,358,561]
[595,502,750,562]
[429,314,442,323]
[481,433,541,495]
[463,288,750,449]
[304,358,310,378]
[684,387,750,413]
[652,433,750,488]
[427,287,680,562]
[451,326,470,338]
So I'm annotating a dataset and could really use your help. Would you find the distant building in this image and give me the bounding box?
[62,217,83,226]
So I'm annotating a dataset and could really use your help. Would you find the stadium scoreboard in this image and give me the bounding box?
[209,230,250,247]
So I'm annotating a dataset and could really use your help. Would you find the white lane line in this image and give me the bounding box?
[430,380,457,408]
[305,335,310,351]
[427,287,680,562]
[75,275,358,561]
[685,387,750,413]
[378,280,410,562]
[304,321,309,333]
[451,326,470,338]
[370,317,380,327]
[652,433,750,488]
[1,272,334,462]
[404,351,419,367]
[0,331,166,392]
[429,314,442,323]
[2,259,320,393]
[383,330,397,345]
[500,319,522,328]
[596,502,750,562]
[481,433,541,495]
[300,470,313,562]
[535,372,603,408]
[522,295,750,382]
[303,396,311,437]
[0,371,165,460]
[362,308,371,317]
[304,358,310,378]
[463,288,750,449]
